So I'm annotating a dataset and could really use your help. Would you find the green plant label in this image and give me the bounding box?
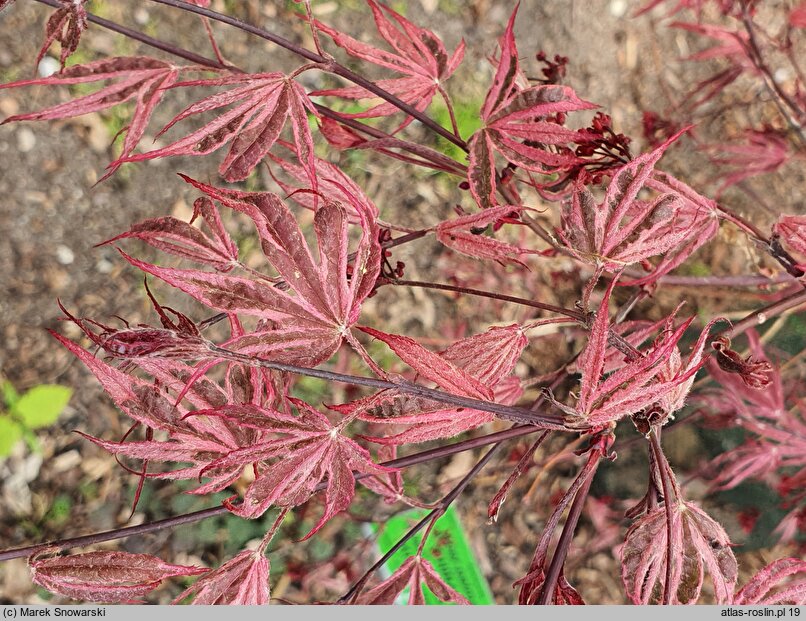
[373,506,494,605]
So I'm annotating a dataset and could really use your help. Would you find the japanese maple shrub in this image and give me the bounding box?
[0,0,805,605]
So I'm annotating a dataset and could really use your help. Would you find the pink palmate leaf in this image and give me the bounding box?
[99,196,238,272]
[174,549,270,605]
[466,4,596,208]
[36,0,87,69]
[197,398,394,531]
[356,555,469,605]
[635,0,739,18]
[436,205,539,266]
[114,73,318,183]
[51,327,273,494]
[310,0,464,130]
[621,502,737,604]
[622,171,720,285]
[119,175,380,368]
[734,558,806,604]
[656,317,725,416]
[705,129,791,194]
[351,324,527,444]
[774,215,806,267]
[551,278,702,428]
[558,130,709,274]
[266,143,379,222]
[0,58,202,180]
[30,552,206,603]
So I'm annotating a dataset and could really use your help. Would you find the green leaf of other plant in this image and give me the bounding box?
[0,417,23,457]
[13,385,72,429]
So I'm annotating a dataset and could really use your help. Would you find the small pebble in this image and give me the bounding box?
[96,258,114,274]
[37,56,60,78]
[134,7,149,25]
[55,244,75,265]
[16,128,36,153]
[610,0,628,17]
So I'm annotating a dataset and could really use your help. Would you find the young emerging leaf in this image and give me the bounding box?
[552,279,702,428]
[36,0,88,69]
[30,552,206,603]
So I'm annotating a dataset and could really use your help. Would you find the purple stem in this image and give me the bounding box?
[535,452,599,605]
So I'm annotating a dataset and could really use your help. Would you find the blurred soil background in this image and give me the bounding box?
[0,0,803,605]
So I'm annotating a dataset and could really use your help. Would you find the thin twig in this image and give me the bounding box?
[535,452,599,605]
[340,443,501,603]
[209,344,566,428]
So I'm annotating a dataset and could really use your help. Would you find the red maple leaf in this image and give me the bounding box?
[197,398,395,531]
[350,324,527,444]
[547,279,706,428]
[558,130,715,275]
[310,0,465,130]
[50,322,281,496]
[621,502,738,604]
[622,170,720,285]
[435,205,540,267]
[117,176,381,368]
[702,331,805,495]
[266,142,379,223]
[0,58,204,181]
[467,5,596,209]
[99,195,239,272]
[705,129,791,194]
[115,72,318,183]
[30,552,206,604]
[355,555,469,605]
[174,549,270,605]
